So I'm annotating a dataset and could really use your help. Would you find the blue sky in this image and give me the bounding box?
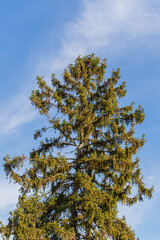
[0,0,160,239]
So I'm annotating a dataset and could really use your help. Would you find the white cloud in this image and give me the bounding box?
[0,179,19,210]
[68,0,160,48]
[37,0,160,78]
[0,92,37,137]
[0,180,19,235]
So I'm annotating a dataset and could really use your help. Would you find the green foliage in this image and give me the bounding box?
[0,195,46,240]
[0,54,153,239]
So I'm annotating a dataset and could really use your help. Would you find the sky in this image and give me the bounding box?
[0,0,160,239]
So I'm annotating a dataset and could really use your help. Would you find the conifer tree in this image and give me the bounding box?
[0,54,153,240]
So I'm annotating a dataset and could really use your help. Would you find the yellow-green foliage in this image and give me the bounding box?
[1,54,153,240]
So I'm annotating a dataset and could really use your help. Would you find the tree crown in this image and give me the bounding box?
[1,54,153,240]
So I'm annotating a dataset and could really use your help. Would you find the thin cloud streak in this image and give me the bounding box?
[0,92,36,137]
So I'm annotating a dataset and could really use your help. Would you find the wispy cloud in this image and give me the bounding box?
[0,92,37,138]
[0,180,19,228]
[66,0,160,51]
[0,179,19,208]
[42,0,160,71]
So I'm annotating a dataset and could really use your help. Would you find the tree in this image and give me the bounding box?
[0,54,153,240]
